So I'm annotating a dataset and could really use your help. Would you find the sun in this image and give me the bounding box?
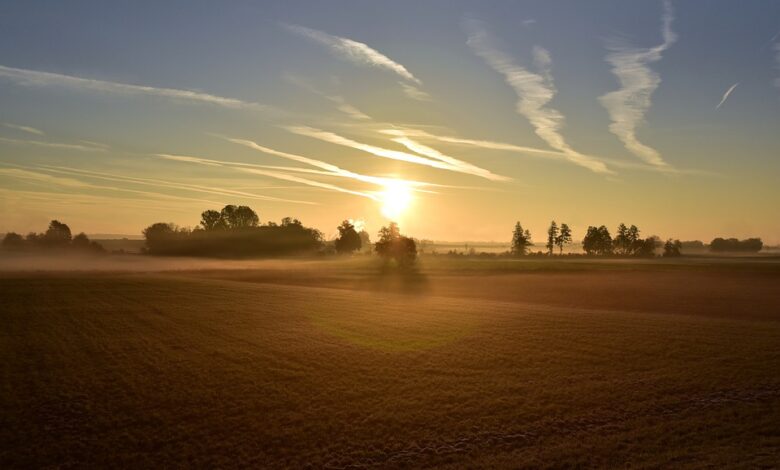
[380,182,413,220]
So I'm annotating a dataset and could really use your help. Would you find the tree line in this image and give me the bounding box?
[512,221,682,258]
[1,220,105,253]
[142,204,418,264]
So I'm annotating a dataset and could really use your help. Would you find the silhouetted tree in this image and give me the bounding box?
[709,237,763,252]
[375,222,416,266]
[25,232,42,244]
[200,210,225,231]
[511,222,532,256]
[44,220,72,246]
[635,236,659,257]
[142,222,178,254]
[335,220,362,254]
[663,239,682,257]
[220,205,259,229]
[72,232,91,249]
[556,223,572,255]
[582,225,613,255]
[2,232,24,248]
[2,225,103,253]
[614,223,630,255]
[546,221,558,255]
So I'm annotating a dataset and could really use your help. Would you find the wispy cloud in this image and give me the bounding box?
[284,74,372,120]
[381,128,569,159]
[388,134,510,181]
[599,0,676,168]
[37,165,315,205]
[716,82,739,109]
[2,122,44,136]
[286,126,510,180]
[284,24,422,85]
[157,153,378,200]
[221,136,438,189]
[465,20,610,174]
[0,165,222,205]
[386,127,709,176]
[399,81,432,101]
[0,136,108,152]
[0,167,92,188]
[0,64,271,111]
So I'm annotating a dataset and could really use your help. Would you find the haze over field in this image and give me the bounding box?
[1,1,779,242]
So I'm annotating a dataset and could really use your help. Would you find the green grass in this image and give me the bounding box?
[1,262,779,467]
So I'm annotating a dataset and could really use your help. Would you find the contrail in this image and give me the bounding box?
[599,0,676,167]
[716,82,739,109]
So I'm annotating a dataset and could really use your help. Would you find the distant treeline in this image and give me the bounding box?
[510,221,673,257]
[143,205,324,257]
[709,237,763,253]
[509,221,764,257]
[143,205,417,264]
[1,221,104,253]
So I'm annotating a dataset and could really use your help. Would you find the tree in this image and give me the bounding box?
[546,221,559,255]
[200,210,225,231]
[334,220,362,254]
[614,223,630,255]
[663,239,682,257]
[511,222,532,256]
[142,222,177,253]
[2,232,24,248]
[582,225,613,256]
[613,223,644,256]
[281,217,302,227]
[220,205,258,229]
[233,206,259,228]
[555,223,572,255]
[709,237,763,252]
[635,236,659,257]
[375,222,416,266]
[72,232,91,249]
[43,220,72,246]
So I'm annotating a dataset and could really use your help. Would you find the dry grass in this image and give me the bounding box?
[1,258,779,468]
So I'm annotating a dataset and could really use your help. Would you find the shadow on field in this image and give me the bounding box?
[354,263,430,295]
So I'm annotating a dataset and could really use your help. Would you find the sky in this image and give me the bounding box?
[1,0,779,243]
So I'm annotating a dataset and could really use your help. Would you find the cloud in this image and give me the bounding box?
[598,0,676,167]
[2,122,44,136]
[0,64,271,111]
[221,135,438,189]
[399,82,432,101]
[38,165,316,205]
[0,136,108,152]
[286,126,511,180]
[284,74,372,120]
[716,82,739,109]
[381,128,570,160]
[385,127,708,175]
[157,153,379,201]
[465,20,611,174]
[0,168,92,188]
[284,24,422,85]
[0,165,222,205]
[388,134,510,181]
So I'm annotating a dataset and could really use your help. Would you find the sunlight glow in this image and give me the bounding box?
[380,181,413,220]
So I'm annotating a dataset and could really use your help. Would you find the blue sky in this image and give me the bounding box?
[1,1,779,242]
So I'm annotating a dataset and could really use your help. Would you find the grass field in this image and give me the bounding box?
[2,256,780,468]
